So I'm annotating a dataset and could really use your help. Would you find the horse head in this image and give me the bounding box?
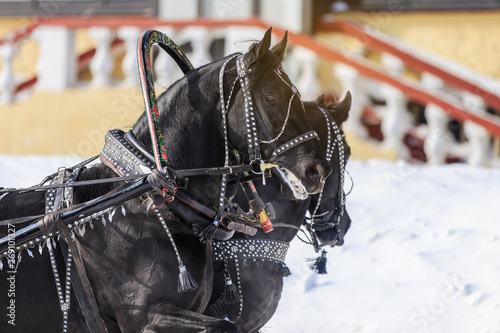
[205,93,353,331]
[225,28,331,200]
[306,92,352,248]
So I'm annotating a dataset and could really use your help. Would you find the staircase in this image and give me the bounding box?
[1,16,499,166]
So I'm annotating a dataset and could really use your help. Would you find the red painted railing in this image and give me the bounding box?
[271,25,500,139]
[317,19,500,112]
[4,16,500,140]
[0,21,40,46]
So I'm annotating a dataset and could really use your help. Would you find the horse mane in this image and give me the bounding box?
[74,163,122,203]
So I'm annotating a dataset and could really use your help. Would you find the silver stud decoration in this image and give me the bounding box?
[217,54,239,220]
[46,239,72,333]
[212,238,290,322]
[310,107,347,228]
[212,239,289,263]
[236,56,260,162]
[270,131,319,161]
[100,129,154,177]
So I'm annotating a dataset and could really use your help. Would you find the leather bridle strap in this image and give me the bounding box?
[269,131,319,162]
[304,107,348,250]
[56,219,109,333]
[234,56,320,164]
[254,222,301,230]
[47,169,109,333]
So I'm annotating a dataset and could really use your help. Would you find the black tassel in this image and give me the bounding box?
[281,263,292,277]
[209,302,228,319]
[218,278,241,305]
[197,220,220,242]
[308,250,328,275]
[178,265,198,293]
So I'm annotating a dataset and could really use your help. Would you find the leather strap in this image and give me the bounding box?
[57,219,109,333]
[49,169,108,333]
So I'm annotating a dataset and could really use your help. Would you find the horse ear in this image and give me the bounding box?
[271,31,288,61]
[244,27,273,67]
[330,91,352,124]
[315,94,325,107]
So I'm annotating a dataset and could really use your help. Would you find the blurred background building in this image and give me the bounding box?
[1,0,500,166]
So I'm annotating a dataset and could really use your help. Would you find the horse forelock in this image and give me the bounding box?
[246,50,282,91]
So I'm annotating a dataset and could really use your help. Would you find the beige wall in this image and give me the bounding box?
[0,87,144,156]
[1,12,499,156]
[1,19,131,156]
[4,12,500,78]
[330,10,500,79]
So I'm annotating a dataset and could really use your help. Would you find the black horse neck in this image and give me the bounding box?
[132,56,238,208]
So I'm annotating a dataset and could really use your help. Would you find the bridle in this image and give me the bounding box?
[211,53,319,232]
[0,30,329,333]
[208,104,352,323]
[302,106,351,252]
[233,55,318,162]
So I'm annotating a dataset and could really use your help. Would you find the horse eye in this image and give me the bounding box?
[264,94,276,102]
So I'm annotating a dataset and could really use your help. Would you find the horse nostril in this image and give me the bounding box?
[308,164,324,181]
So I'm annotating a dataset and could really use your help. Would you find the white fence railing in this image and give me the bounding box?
[1,18,499,167]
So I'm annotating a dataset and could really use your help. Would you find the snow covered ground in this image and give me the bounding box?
[265,159,500,333]
[1,155,500,333]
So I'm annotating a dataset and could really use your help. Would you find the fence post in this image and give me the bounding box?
[334,62,367,137]
[0,39,18,103]
[380,53,409,158]
[180,27,212,68]
[422,72,448,165]
[153,26,183,88]
[89,27,115,87]
[34,25,76,91]
[462,91,490,166]
[118,26,142,87]
[293,46,320,100]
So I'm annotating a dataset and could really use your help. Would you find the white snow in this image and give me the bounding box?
[265,159,500,333]
[1,155,500,333]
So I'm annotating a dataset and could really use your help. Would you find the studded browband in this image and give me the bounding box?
[99,129,261,236]
[212,239,289,264]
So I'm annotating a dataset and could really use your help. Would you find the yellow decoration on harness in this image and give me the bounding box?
[260,162,278,171]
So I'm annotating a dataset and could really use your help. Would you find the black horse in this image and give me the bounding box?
[205,93,352,333]
[0,29,330,332]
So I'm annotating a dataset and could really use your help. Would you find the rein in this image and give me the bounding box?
[0,29,331,333]
[134,31,319,239]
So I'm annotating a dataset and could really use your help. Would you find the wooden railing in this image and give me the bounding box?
[312,18,500,166]
[1,16,499,166]
[318,18,500,112]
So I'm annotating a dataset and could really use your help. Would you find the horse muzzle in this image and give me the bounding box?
[273,160,330,200]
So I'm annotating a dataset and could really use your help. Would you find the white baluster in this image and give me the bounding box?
[462,91,490,167]
[154,26,182,88]
[33,26,76,91]
[293,46,320,101]
[334,62,367,137]
[180,27,212,68]
[117,26,142,87]
[422,72,448,165]
[89,27,115,87]
[380,53,409,158]
[0,39,19,103]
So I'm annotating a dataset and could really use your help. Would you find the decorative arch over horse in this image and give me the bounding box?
[0,28,333,333]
